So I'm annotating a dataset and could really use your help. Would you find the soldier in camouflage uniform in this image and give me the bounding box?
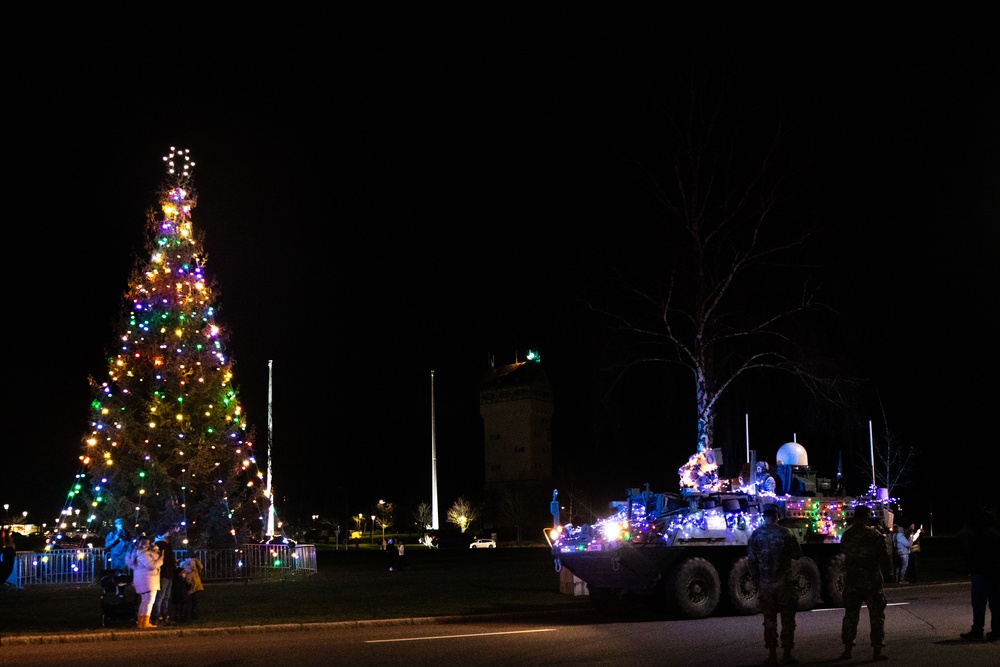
[748,504,802,665]
[839,504,891,661]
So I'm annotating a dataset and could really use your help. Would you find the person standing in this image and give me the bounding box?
[747,504,802,666]
[958,508,1000,641]
[839,505,891,661]
[386,537,399,571]
[172,559,191,622]
[151,530,177,625]
[891,524,911,584]
[179,552,205,621]
[125,535,163,629]
[0,531,16,587]
[104,518,130,571]
[906,522,922,583]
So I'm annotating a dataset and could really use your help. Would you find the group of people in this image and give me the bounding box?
[747,503,998,665]
[890,521,923,584]
[105,520,205,629]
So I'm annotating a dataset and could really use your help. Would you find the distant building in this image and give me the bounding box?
[479,353,553,540]
[5,523,40,536]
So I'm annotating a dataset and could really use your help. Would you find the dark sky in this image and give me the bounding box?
[7,8,998,534]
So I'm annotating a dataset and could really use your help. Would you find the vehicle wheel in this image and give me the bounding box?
[489,544,495,548]
[792,556,822,610]
[726,556,759,615]
[665,557,721,619]
[589,586,632,615]
[822,553,846,607]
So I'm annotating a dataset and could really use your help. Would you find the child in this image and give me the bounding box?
[178,553,205,620]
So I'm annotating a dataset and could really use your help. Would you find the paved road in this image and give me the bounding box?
[2,581,996,666]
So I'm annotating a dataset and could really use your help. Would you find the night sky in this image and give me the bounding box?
[7,8,998,535]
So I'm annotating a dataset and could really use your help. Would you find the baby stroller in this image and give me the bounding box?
[100,569,139,627]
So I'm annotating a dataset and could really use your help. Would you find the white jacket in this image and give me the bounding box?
[127,545,164,595]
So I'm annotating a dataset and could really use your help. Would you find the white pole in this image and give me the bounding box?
[430,370,440,530]
[266,360,276,537]
[868,420,876,489]
[745,414,750,463]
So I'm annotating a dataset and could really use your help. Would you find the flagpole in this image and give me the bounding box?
[266,360,276,538]
[868,420,876,489]
[430,370,440,530]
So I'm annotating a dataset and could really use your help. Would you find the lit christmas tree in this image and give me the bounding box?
[56,148,268,549]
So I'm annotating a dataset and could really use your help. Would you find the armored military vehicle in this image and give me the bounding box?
[546,441,894,618]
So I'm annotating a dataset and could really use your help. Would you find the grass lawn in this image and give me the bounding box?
[0,545,587,637]
[0,537,969,639]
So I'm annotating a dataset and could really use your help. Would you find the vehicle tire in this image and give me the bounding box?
[792,556,822,610]
[665,557,721,619]
[725,556,759,615]
[822,553,846,607]
[588,586,632,615]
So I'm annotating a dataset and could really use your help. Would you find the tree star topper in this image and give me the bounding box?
[163,146,195,180]
[161,147,197,219]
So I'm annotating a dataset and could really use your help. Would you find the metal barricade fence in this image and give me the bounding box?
[4,544,317,589]
[6,548,101,587]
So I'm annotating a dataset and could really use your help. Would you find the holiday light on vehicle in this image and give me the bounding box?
[548,440,897,619]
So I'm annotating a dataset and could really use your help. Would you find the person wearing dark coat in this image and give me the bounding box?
[386,538,399,571]
[151,530,177,625]
[172,561,190,622]
[0,531,16,586]
[905,522,923,583]
[839,505,891,661]
[747,504,802,666]
[958,508,1000,641]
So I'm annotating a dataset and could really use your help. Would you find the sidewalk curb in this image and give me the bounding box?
[2,582,965,646]
[0,608,588,646]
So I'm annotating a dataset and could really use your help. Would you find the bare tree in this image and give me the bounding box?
[375,501,394,542]
[412,501,432,530]
[497,484,530,542]
[594,69,847,488]
[870,427,916,499]
[446,497,479,533]
[856,393,918,497]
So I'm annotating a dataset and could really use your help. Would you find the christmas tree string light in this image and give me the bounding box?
[49,149,278,550]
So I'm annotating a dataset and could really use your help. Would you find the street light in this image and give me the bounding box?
[377,500,386,542]
[370,515,375,546]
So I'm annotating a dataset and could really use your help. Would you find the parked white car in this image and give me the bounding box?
[469,538,496,549]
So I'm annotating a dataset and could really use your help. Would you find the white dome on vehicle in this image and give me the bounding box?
[775,441,808,466]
